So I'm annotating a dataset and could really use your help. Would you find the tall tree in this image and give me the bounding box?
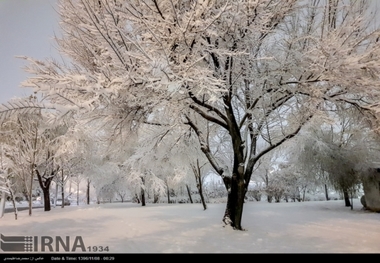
[19,0,380,230]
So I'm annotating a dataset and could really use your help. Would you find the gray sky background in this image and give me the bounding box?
[0,0,60,104]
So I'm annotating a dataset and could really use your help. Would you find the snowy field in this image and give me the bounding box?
[1,199,380,253]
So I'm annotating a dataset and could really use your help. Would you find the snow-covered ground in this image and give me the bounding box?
[1,199,379,253]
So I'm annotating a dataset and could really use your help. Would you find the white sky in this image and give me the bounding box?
[0,0,60,104]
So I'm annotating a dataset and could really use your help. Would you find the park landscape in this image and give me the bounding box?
[1,0,380,253]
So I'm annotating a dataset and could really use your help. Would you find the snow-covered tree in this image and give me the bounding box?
[53,119,91,207]
[123,125,178,205]
[290,106,380,208]
[34,121,71,211]
[122,117,213,206]
[0,169,18,220]
[19,0,380,229]
[0,95,81,212]
[0,111,44,214]
[112,175,130,203]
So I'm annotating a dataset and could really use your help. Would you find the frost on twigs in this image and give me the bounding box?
[0,97,49,124]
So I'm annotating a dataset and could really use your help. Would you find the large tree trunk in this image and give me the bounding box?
[35,170,54,212]
[222,168,246,230]
[42,187,51,211]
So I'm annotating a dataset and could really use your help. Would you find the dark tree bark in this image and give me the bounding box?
[222,165,246,230]
[141,177,145,206]
[184,30,309,229]
[28,171,34,216]
[343,189,351,207]
[324,184,330,201]
[61,170,65,208]
[42,187,51,211]
[165,180,171,204]
[191,160,207,210]
[185,184,193,204]
[36,169,57,212]
[86,178,91,205]
[167,187,171,204]
[198,179,207,211]
[61,187,64,208]
[350,192,354,210]
[141,188,145,206]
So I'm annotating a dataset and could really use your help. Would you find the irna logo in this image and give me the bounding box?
[0,234,86,252]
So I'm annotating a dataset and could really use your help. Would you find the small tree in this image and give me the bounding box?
[191,160,208,210]
[113,175,130,203]
[0,171,18,220]
[0,112,40,215]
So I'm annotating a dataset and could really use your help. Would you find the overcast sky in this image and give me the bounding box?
[0,0,60,104]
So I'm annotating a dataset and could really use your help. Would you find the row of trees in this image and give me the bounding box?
[0,100,379,218]
[1,0,380,230]
[0,104,212,213]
